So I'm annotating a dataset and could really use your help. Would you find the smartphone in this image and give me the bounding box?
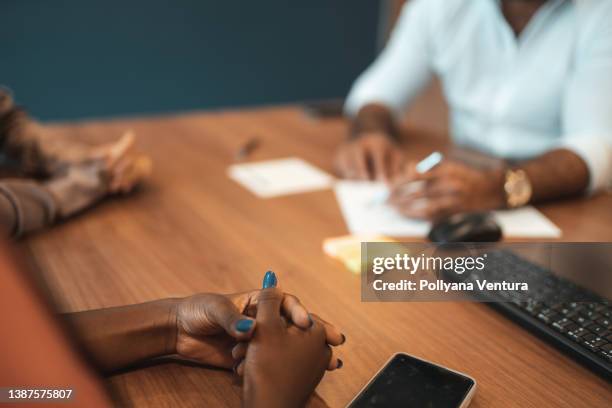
[347,353,477,408]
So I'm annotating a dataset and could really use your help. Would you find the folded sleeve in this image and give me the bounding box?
[560,3,612,192]
[344,0,434,117]
[0,180,57,239]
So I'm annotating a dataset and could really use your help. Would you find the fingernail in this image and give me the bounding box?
[236,319,254,332]
[337,359,343,369]
[262,270,277,289]
[340,333,346,344]
[308,314,314,327]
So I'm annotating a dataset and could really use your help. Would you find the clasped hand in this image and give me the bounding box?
[170,271,344,407]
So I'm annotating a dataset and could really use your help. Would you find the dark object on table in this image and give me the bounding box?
[428,212,502,243]
[302,99,345,119]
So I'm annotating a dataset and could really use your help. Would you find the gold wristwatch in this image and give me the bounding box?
[504,168,532,208]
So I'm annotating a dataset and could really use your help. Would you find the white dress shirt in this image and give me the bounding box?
[345,0,612,191]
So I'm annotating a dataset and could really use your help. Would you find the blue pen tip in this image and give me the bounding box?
[262,270,277,289]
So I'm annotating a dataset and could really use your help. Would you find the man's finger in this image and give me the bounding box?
[389,178,461,206]
[388,150,404,182]
[370,144,388,182]
[351,144,370,180]
[397,195,462,220]
[334,148,351,179]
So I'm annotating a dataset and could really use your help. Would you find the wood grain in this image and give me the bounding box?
[21,106,612,407]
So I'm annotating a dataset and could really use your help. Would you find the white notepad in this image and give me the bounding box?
[228,157,334,198]
[334,181,561,238]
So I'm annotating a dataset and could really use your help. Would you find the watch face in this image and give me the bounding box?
[506,170,532,207]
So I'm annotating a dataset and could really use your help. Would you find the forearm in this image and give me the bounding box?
[350,103,400,141]
[0,166,110,239]
[0,180,57,238]
[63,299,179,374]
[516,148,590,203]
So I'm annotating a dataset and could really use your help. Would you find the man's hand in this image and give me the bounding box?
[389,160,505,220]
[335,132,404,182]
[241,288,334,408]
[174,291,345,369]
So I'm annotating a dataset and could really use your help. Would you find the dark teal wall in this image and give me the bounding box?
[1,1,379,121]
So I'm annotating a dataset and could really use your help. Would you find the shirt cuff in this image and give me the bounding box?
[561,136,612,193]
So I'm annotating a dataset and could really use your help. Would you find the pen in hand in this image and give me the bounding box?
[415,151,443,174]
[370,151,444,206]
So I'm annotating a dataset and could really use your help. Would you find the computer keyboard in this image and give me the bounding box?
[447,250,612,379]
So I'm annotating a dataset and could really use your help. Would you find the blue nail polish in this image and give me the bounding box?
[236,319,254,332]
[262,270,277,289]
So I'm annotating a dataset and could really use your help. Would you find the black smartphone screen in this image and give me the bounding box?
[348,354,475,408]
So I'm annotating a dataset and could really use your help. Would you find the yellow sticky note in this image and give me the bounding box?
[323,234,395,274]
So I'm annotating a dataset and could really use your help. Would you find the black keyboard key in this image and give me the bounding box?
[582,333,596,342]
[580,309,597,319]
[551,304,570,314]
[570,328,589,340]
[572,316,590,326]
[538,312,562,324]
[583,342,599,353]
[591,339,607,348]
[525,304,543,315]
[601,343,612,352]
[599,351,612,363]
[586,324,606,334]
[564,323,580,333]
[552,320,572,331]
[596,318,610,327]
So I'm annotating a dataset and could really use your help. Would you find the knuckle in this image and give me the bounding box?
[257,287,283,302]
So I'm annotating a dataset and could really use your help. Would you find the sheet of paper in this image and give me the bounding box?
[334,181,561,238]
[334,182,431,236]
[493,207,561,238]
[228,157,334,198]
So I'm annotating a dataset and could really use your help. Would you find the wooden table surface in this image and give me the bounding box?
[22,106,612,407]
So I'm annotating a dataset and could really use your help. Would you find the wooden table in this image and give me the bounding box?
[22,106,612,407]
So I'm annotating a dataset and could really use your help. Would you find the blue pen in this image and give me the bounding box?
[415,151,443,174]
[369,151,444,206]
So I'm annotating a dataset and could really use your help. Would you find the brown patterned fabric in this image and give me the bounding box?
[0,87,151,239]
